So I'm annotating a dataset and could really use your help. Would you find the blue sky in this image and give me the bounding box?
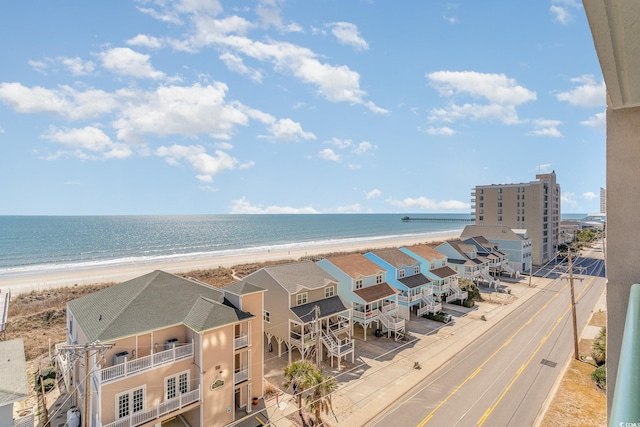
[0,0,605,215]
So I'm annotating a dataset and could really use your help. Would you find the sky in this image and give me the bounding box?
[0,0,606,215]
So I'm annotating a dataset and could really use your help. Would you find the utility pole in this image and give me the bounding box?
[568,249,580,361]
[57,342,114,427]
[315,305,321,368]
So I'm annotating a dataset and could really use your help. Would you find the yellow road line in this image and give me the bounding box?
[476,276,595,426]
[416,282,568,427]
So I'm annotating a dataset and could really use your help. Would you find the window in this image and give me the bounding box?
[517,201,520,207]
[479,195,484,201]
[479,209,484,214]
[376,274,383,284]
[479,189,483,194]
[498,216,502,221]
[325,286,335,298]
[399,269,405,278]
[479,202,484,208]
[522,194,525,200]
[414,266,420,274]
[165,371,189,401]
[117,386,145,419]
[498,209,502,214]
[479,215,484,221]
[296,293,308,306]
[498,202,502,207]
[263,310,270,323]
[498,188,502,193]
[497,195,502,200]
[355,279,363,289]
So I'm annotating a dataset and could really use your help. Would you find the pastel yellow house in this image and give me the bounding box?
[63,270,265,427]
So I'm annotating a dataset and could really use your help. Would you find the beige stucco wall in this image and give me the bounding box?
[200,325,235,427]
[605,105,640,412]
[238,293,265,399]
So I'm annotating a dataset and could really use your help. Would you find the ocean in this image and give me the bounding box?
[0,213,587,277]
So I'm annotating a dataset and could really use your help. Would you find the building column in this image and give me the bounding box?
[606,105,640,413]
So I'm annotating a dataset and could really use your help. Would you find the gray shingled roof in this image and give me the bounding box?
[290,296,350,323]
[460,225,525,241]
[399,273,431,289]
[0,339,28,406]
[370,248,418,268]
[183,296,253,332]
[262,261,337,294]
[223,280,264,296]
[68,270,252,342]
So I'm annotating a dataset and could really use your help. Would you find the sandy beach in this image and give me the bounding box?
[0,231,460,295]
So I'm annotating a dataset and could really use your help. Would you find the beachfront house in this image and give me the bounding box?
[460,225,532,275]
[436,239,497,289]
[364,248,441,320]
[61,270,265,427]
[242,261,354,369]
[400,244,467,303]
[317,254,405,341]
[0,339,32,427]
[462,236,514,279]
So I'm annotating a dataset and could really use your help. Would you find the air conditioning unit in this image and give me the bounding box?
[165,338,179,350]
[113,351,129,365]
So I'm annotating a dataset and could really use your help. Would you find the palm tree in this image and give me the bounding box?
[283,360,315,415]
[305,368,338,426]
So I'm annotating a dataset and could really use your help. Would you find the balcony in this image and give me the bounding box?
[380,301,398,313]
[610,283,640,425]
[234,366,249,384]
[352,310,378,322]
[100,343,193,384]
[234,334,249,350]
[103,386,201,427]
[290,330,314,348]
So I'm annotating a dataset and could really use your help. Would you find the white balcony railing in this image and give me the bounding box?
[100,343,193,384]
[234,334,249,350]
[103,386,201,427]
[234,367,249,384]
[290,331,314,347]
[381,301,398,313]
[352,310,378,322]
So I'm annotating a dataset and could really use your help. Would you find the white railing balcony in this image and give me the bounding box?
[100,343,193,384]
[352,310,378,322]
[381,301,398,313]
[234,334,249,350]
[234,367,249,384]
[328,318,350,334]
[103,386,201,427]
[397,295,409,303]
[290,331,314,347]
[421,287,433,297]
[379,310,405,332]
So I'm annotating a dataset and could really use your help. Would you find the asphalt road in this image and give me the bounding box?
[369,250,606,427]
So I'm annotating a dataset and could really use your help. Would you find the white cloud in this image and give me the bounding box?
[387,196,470,210]
[443,16,459,24]
[562,192,578,209]
[127,34,164,49]
[256,0,282,28]
[214,141,234,150]
[328,137,352,149]
[230,197,318,214]
[266,118,316,142]
[581,111,606,129]
[28,60,48,75]
[283,22,303,33]
[427,71,535,125]
[335,203,362,213]
[424,126,456,136]
[113,83,249,142]
[59,57,96,76]
[328,22,369,51]
[0,127,5,134]
[528,119,563,137]
[550,0,581,25]
[318,148,341,162]
[366,189,381,199]
[219,52,262,82]
[99,47,166,80]
[556,75,605,107]
[583,192,597,200]
[535,163,552,173]
[0,82,118,120]
[353,141,374,154]
[156,144,243,181]
[41,126,132,159]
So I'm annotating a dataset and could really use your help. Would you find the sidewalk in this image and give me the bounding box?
[264,279,545,427]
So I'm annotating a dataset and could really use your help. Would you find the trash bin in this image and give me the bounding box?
[375,329,383,337]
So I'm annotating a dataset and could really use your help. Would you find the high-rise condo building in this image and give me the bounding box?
[471,171,561,266]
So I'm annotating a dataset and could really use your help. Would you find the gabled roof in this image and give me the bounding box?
[399,273,431,289]
[290,295,350,323]
[369,248,418,268]
[460,225,527,242]
[324,253,385,278]
[430,266,458,279]
[260,261,337,294]
[438,240,483,266]
[404,244,445,262]
[353,282,398,303]
[68,270,253,342]
[223,280,265,296]
[0,339,28,406]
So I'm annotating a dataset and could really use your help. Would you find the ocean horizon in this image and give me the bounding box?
[0,213,587,277]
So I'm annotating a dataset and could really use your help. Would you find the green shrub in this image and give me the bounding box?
[42,378,56,392]
[458,279,483,301]
[591,326,606,366]
[591,365,606,389]
[451,298,475,308]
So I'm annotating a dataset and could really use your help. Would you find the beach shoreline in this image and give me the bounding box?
[0,231,461,295]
